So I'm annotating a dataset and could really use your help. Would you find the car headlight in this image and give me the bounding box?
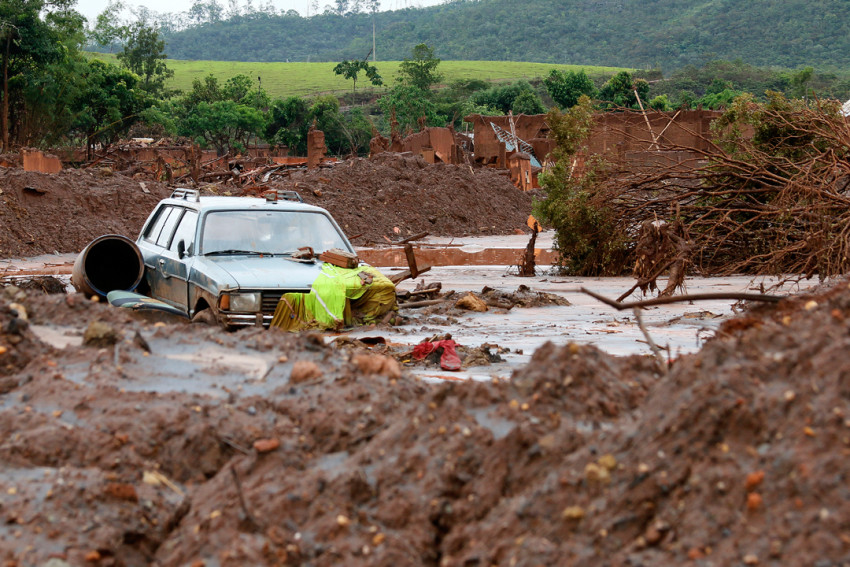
[220,292,261,312]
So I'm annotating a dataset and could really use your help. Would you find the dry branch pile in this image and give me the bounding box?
[581,95,850,278]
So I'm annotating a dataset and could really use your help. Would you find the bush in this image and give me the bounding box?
[533,97,629,275]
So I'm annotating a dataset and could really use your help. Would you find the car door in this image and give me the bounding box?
[152,208,198,310]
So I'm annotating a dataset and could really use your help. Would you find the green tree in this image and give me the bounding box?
[88,0,128,52]
[472,81,541,114]
[0,0,85,150]
[179,100,266,155]
[116,21,174,96]
[183,74,222,105]
[544,69,597,109]
[70,59,151,157]
[511,89,545,115]
[397,43,442,91]
[533,96,628,275]
[307,94,372,156]
[333,107,374,156]
[189,0,224,24]
[333,58,382,92]
[789,66,813,99]
[649,94,672,111]
[378,84,439,133]
[697,88,742,109]
[598,71,649,109]
[266,95,310,154]
[182,73,266,108]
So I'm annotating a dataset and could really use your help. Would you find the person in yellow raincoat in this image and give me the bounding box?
[270,263,397,331]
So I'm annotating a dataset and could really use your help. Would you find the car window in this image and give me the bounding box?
[201,210,349,255]
[170,209,198,253]
[143,205,171,244]
[155,207,183,248]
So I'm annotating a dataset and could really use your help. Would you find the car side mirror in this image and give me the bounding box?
[177,240,186,259]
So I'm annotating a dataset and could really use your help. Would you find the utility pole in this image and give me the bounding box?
[372,18,376,61]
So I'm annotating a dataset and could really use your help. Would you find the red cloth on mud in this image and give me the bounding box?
[412,339,461,371]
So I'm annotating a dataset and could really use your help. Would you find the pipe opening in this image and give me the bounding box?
[73,235,144,297]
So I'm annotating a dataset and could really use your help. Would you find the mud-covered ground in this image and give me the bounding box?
[0,153,533,258]
[2,271,850,566]
[2,157,850,566]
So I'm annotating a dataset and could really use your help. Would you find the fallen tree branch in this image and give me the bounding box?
[398,299,446,309]
[632,307,667,372]
[580,287,784,310]
[230,466,262,532]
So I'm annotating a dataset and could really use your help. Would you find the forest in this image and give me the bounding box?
[155,0,850,71]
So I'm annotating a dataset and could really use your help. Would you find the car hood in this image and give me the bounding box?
[194,256,326,291]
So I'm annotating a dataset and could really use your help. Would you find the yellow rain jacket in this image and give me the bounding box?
[270,263,397,331]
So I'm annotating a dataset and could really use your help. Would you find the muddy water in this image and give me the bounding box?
[13,232,819,388]
[358,245,558,268]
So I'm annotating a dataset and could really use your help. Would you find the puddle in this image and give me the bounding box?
[30,325,82,349]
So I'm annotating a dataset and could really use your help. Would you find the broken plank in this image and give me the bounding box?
[393,232,429,245]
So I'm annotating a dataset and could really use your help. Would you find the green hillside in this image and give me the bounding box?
[160,0,850,71]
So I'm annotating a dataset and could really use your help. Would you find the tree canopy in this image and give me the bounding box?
[544,69,597,110]
[159,0,850,71]
[397,43,442,91]
[333,58,382,92]
[117,22,174,96]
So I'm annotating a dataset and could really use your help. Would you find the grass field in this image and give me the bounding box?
[90,53,628,98]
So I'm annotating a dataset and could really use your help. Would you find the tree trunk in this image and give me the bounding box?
[2,33,10,152]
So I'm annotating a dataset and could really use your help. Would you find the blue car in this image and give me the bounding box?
[135,188,355,329]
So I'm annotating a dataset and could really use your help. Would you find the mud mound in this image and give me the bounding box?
[278,153,536,244]
[0,287,52,378]
[0,167,172,257]
[1,155,535,258]
[2,280,850,565]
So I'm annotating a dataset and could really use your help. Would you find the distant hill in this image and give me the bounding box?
[162,0,850,71]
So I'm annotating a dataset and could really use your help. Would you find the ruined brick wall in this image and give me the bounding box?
[307,129,327,169]
[586,110,721,157]
[399,127,461,164]
[466,110,723,166]
[22,150,62,173]
[465,113,551,165]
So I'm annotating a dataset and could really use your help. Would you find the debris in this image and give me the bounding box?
[82,320,120,347]
[103,482,138,502]
[745,470,765,491]
[455,293,488,312]
[412,338,462,371]
[581,287,783,310]
[290,360,323,383]
[253,438,281,453]
[352,354,402,379]
[319,248,359,269]
[516,221,539,276]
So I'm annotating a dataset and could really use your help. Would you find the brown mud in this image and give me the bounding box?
[1,154,534,259]
[1,158,849,566]
[2,273,850,566]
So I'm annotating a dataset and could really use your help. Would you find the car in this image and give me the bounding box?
[134,188,356,329]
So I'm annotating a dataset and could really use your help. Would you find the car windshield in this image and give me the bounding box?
[201,210,350,256]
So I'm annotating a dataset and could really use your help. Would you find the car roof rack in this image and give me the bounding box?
[170,188,200,202]
[264,190,303,203]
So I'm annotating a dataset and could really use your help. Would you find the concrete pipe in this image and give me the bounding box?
[72,234,145,298]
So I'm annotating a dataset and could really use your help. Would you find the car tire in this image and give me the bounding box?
[191,309,217,326]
